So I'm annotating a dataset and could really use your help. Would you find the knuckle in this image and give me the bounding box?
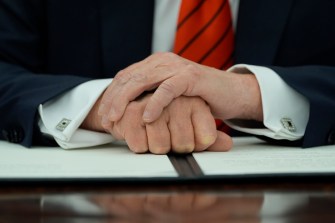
[114,70,131,84]
[114,69,126,80]
[126,132,149,154]
[175,60,188,68]
[197,134,217,149]
[150,146,170,155]
[184,63,196,72]
[184,63,200,77]
[129,72,148,83]
[132,146,148,154]
[173,144,194,154]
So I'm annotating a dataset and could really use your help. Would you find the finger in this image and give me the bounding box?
[101,114,113,132]
[100,53,179,122]
[207,131,233,152]
[191,101,217,152]
[124,124,148,154]
[146,115,171,154]
[108,121,124,140]
[98,57,154,116]
[106,74,159,122]
[98,60,151,120]
[99,72,153,123]
[120,105,149,153]
[102,116,125,141]
[108,68,177,122]
[168,102,195,153]
[143,73,196,123]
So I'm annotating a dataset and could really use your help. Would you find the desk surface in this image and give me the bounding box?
[1,138,335,222]
[1,179,335,223]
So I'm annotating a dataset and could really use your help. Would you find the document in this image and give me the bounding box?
[0,137,335,180]
[194,137,335,176]
[0,141,177,179]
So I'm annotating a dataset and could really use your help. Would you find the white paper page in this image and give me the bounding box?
[0,141,177,179]
[194,137,335,175]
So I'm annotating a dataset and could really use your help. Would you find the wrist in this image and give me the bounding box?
[231,73,263,121]
[81,96,105,132]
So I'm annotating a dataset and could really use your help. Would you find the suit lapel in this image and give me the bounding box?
[99,0,155,77]
[234,0,293,65]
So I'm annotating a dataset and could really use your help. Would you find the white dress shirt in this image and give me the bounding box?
[39,0,310,149]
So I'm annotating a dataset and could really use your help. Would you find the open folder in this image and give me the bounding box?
[0,137,335,181]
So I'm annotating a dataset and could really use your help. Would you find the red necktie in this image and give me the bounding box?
[174,0,234,132]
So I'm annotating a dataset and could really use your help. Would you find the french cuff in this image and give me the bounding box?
[226,64,310,141]
[38,78,114,149]
[54,129,115,149]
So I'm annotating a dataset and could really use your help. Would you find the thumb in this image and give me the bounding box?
[207,131,233,152]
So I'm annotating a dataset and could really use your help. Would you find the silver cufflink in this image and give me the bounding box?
[56,118,71,132]
[280,117,296,132]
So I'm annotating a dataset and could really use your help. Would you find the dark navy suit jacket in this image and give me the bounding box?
[0,0,334,147]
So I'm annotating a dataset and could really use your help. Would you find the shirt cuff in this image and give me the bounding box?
[38,79,115,149]
[226,64,310,141]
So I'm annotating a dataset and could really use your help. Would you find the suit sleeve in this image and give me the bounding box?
[270,66,335,148]
[0,0,91,147]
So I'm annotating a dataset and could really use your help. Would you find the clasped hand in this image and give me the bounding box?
[84,52,263,154]
[84,93,232,154]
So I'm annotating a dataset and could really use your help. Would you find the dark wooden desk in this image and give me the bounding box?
[1,178,335,223]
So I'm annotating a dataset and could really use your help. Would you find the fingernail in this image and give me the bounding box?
[98,104,105,115]
[142,110,152,122]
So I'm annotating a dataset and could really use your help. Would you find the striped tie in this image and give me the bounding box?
[174,0,234,132]
[174,0,234,70]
